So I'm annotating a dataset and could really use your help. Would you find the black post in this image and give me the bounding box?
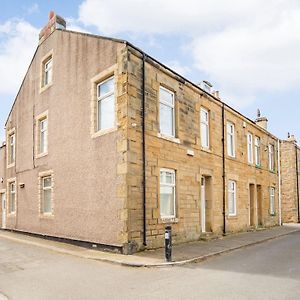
[165,225,172,262]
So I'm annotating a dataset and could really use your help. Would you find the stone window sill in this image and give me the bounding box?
[36,152,48,159]
[7,163,15,169]
[157,133,180,144]
[92,127,117,139]
[160,217,179,224]
[40,82,53,94]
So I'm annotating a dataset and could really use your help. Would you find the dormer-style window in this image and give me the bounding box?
[43,57,53,86]
[7,128,16,168]
[97,76,115,131]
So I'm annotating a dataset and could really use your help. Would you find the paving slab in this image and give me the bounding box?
[0,225,299,267]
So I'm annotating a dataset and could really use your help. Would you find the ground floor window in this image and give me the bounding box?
[160,169,176,218]
[39,171,54,215]
[269,187,275,215]
[228,180,237,216]
[8,181,16,214]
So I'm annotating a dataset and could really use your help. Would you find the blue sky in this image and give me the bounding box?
[1,0,300,142]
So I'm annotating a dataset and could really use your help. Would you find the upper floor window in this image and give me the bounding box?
[269,187,275,215]
[9,181,16,214]
[228,180,237,216]
[8,132,15,165]
[39,118,48,154]
[43,57,53,87]
[97,76,115,131]
[42,176,53,214]
[200,108,209,148]
[255,136,261,166]
[227,122,235,157]
[268,144,275,171]
[247,133,253,164]
[159,87,175,137]
[160,168,176,218]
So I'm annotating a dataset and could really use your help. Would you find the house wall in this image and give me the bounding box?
[4,29,130,248]
[125,48,279,250]
[0,145,6,228]
[281,139,300,223]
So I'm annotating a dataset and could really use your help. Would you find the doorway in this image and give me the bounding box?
[201,176,212,233]
[257,185,262,226]
[1,193,6,229]
[249,184,255,227]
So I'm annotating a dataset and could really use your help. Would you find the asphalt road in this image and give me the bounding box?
[0,231,300,300]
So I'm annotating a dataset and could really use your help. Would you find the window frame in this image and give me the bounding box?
[43,57,53,87]
[159,168,176,219]
[200,107,210,149]
[7,179,16,215]
[269,187,276,215]
[247,133,253,164]
[227,122,235,157]
[268,143,275,171]
[39,171,54,217]
[159,86,175,138]
[228,180,237,216]
[7,128,16,168]
[96,76,115,132]
[39,117,48,155]
[42,176,53,215]
[254,136,261,166]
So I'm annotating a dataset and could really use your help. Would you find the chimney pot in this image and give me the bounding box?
[255,109,268,130]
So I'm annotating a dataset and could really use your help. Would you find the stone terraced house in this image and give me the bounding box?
[0,12,297,254]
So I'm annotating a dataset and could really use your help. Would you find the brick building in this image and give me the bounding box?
[0,13,283,253]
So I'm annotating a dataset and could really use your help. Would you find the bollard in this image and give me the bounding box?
[165,225,172,262]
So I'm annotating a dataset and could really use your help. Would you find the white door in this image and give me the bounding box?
[201,177,206,233]
[1,193,6,229]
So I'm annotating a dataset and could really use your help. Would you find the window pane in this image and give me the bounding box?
[165,172,174,184]
[10,192,15,212]
[201,123,208,147]
[160,103,174,136]
[98,78,114,97]
[43,177,52,188]
[160,88,173,105]
[228,192,234,214]
[43,189,52,213]
[160,186,175,217]
[98,94,115,130]
[201,110,208,122]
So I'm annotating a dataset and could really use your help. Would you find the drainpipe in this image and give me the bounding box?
[142,53,147,246]
[295,145,300,223]
[277,139,282,225]
[222,103,226,235]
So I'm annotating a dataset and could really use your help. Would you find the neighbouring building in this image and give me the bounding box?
[280,134,300,223]
[0,12,285,254]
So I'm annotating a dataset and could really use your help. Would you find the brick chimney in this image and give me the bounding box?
[39,11,66,44]
[255,109,268,130]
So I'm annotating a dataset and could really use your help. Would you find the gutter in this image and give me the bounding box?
[277,140,282,225]
[222,103,226,234]
[295,145,300,223]
[142,53,147,246]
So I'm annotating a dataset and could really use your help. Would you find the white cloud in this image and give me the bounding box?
[0,19,38,94]
[78,0,300,107]
[26,3,39,15]
[166,60,191,77]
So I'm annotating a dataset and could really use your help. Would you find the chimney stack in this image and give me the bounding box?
[255,109,268,130]
[39,11,66,44]
[287,133,297,144]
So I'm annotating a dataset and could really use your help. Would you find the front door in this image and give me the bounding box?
[201,177,206,233]
[249,184,255,227]
[1,193,6,229]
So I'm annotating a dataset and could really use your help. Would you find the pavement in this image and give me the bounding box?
[0,224,299,268]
